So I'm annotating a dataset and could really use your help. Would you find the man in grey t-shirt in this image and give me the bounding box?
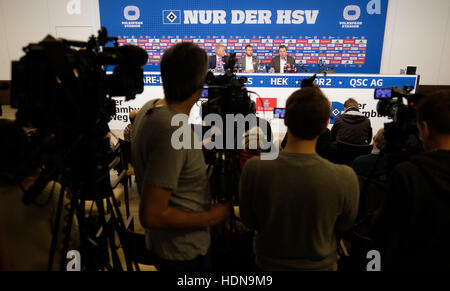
[239,87,359,271]
[131,43,231,271]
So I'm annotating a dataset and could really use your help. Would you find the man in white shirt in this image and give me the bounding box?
[238,45,260,73]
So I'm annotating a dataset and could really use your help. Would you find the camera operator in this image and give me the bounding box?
[239,87,359,271]
[373,91,450,271]
[0,119,79,270]
[131,43,232,271]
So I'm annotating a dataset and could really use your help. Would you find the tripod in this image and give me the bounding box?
[207,149,256,271]
[46,139,135,271]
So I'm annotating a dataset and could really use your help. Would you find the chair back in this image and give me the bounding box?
[336,141,373,166]
[357,175,387,221]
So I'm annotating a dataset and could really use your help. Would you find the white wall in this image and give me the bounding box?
[0,0,450,85]
[380,0,450,85]
[0,0,100,80]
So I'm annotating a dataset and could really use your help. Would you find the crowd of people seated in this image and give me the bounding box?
[1,41,449,272]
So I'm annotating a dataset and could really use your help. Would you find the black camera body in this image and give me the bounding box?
[374,86,424,170]
[10,27,148,197]
[202,53,253,118]
[11,28,147,129]
[374,86,420,131]
[201,53,254,202]
[9,28,149,270]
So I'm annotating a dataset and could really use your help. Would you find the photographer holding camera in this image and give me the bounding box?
[374,90,450,271]
[131,42,232,271]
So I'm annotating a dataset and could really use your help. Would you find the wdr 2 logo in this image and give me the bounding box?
[163,10,181,24]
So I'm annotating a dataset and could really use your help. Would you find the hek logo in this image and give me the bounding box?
[163,10,181,24]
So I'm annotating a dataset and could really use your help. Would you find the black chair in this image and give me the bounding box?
[356,175,387,221]
[338,175,387,271]
[335,141,373,166]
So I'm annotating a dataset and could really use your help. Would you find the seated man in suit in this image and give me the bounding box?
[238,44,260,73]
[269,45,297,73]
[208,44,228,72]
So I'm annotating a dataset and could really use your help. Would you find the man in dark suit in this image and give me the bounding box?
[208,43,228,72]
[238,44,260,73]
[269,45,297,73]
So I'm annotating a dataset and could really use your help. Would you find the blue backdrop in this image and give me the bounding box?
[99,0,389,73]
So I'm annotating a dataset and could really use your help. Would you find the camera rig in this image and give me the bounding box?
[10,27,148,270]
[374,85,424,167]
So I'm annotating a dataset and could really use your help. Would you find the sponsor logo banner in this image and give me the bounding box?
[100,0,388,73]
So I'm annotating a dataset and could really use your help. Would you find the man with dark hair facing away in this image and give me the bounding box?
[374,91,450,271]
[331,98,372,145]
[131,43,231,271]
[239,87,359,271]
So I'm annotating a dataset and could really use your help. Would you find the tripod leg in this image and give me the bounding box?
[95,199,123,271]
[106,191,134,271]
[59,193,78,271]
[47,184,66,271]
[123,176,132,230]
